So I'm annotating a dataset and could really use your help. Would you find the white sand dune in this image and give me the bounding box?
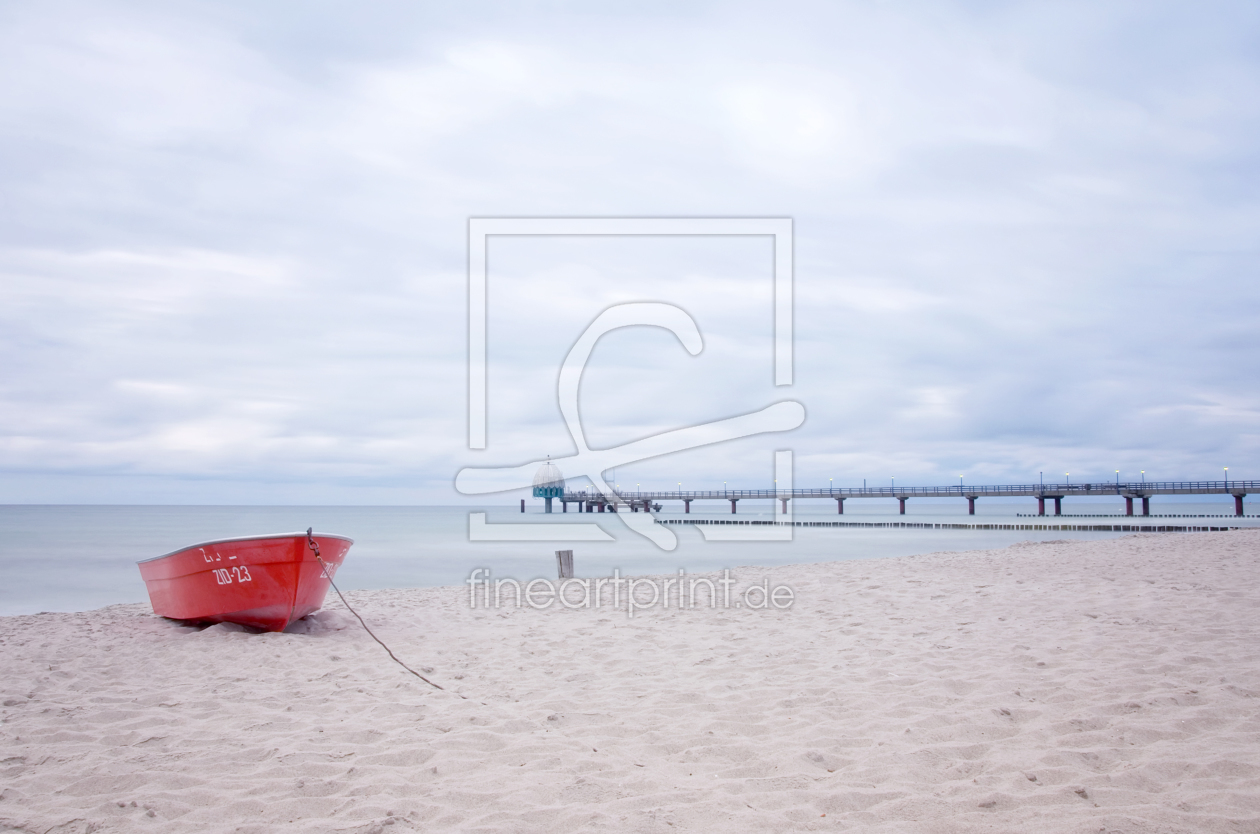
[2,531,1259,832]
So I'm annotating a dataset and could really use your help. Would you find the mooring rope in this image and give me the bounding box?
[306,528,460,697]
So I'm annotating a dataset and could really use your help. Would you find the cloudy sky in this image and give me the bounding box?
[2,0,1258,504]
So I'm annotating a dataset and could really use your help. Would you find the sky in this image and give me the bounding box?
[1,0,1258,504]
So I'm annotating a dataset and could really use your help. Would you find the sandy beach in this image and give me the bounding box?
[2,531,1259,833]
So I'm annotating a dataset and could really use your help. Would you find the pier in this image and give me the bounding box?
[558,479,1257,517]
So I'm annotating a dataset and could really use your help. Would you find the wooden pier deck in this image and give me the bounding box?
[557,479,1259,517]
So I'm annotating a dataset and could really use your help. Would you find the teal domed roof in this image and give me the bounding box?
[533,461,563,488]
[532,460,564,497]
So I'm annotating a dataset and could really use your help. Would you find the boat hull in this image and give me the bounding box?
[137,533,353,632]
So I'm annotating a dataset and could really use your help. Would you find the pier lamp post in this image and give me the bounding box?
[1141,470,1145,484]
[1066,473,1070,486]
[829,477,833,493]
[1116,470,1119,486]
[1225,467,1229,487]
[959,474,963,491]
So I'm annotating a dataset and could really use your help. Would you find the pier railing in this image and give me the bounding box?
[552,479,1257,517]
[561,480,1260,501]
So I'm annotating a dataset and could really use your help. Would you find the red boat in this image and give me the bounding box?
[138,532,354,632]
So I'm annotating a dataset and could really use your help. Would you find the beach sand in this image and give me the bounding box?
[2,531,1259,832]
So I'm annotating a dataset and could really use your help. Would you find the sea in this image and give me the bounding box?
[1,499,1255,616]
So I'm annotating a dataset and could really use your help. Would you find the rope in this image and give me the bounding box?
[306,528,459,697]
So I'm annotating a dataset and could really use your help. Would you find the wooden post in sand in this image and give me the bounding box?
[555,550,574,579]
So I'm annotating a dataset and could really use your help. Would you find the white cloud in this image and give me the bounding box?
[1,0,1258,501]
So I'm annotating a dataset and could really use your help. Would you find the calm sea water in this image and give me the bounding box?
[1,499,1253,616]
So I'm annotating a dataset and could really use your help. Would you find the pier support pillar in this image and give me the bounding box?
[898,497,907,515]
[684,500,691,514]
[780,498,789,514]
[967,496,976,515]
[835,497,845,515]
[521,499,525,513]
[1236,494,1245,516]
[599,502,606,513]
[1141,496,1150,517]
[1038,497,1045,516]
[562,501,567,513]
[1124,496,1133,516]
[545,497,553,514]
[730,499,739,514]
[1054,497,1062,516]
